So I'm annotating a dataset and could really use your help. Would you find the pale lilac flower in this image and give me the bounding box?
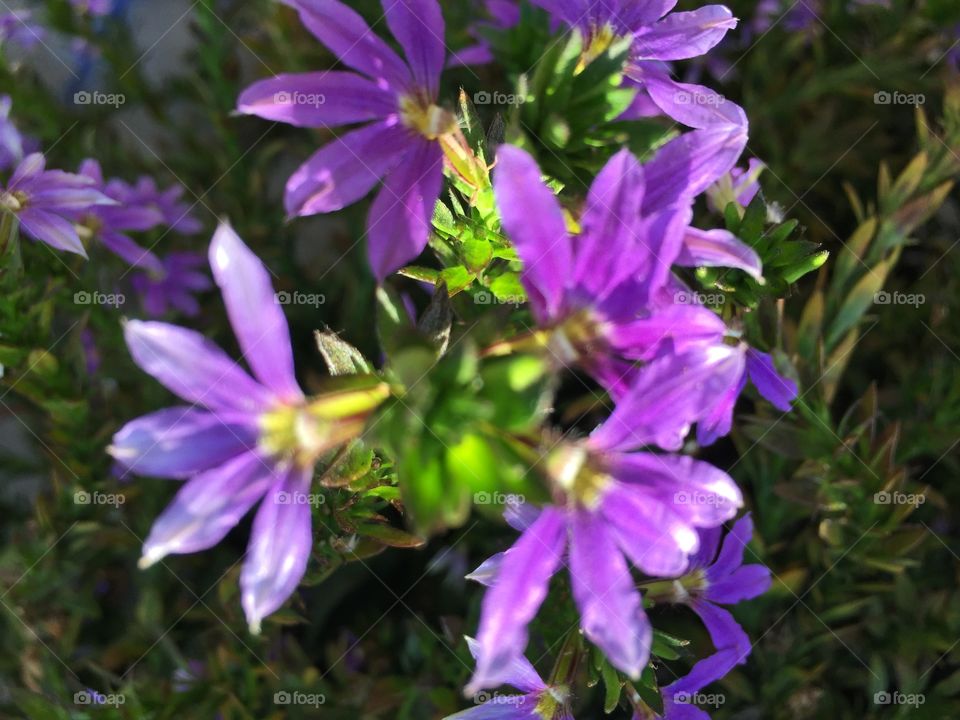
[0,153,113,256]
[131,251,212,317]
[656,514,771,719]
[237,0,453,281]
[109,224,388,632]
[447,638,573,719]
[114,176,203,235]
[72,159,165,272]
[466,385,743,691]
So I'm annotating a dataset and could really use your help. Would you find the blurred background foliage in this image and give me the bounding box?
[0,0,959,718]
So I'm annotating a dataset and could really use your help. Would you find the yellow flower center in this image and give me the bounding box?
[546,444,611,510]
[579,23,619,69]
[535,685,571,719]
[399,93,457,140]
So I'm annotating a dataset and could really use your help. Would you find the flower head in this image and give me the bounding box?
[446,638,573,719]
[0,9,46,52]
[466,385,743,692]
[109,224,389,631]
[131,251,212,317]
[238,0,453,281]
[0,153,113,256]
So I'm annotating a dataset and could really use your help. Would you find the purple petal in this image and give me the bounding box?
[465,552,504,587]
[209,224,303,402]
[444,700,539,720]
[237,71,397,128]
[283,0,411,90]
[504,501,541,531]
[611,452,742,527]
[284,120,411,217]
[707,564,771,604]
[706,513,754,578]
[569,510,651,678]
[619,0,677,28]
[467,508,567,694]
[746,349,798,411]
[574,149,647,295]
[590,345,746,452]
[632,6,737,61]
[643,124,749,212]
[366,136,444,281]
[123,319,273,413]
[695,362,746,446]
[240,465,314,633]
[493,146,571,322]
[676,227,762,279]
[607,304,727,362]
[8,152,44,187]
[110,407,258,479]
[464,637,546,694]
[17,209,87,256]
[601,482,699,577]
[383,0,445,97]
[629,63,747,130]
[139,451,275,567]
[682,600,751,685]
[99,231,163,273]
[689,526,722,570]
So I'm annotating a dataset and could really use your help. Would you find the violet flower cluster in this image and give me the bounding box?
[91,0,796,715]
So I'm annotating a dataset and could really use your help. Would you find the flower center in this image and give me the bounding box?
[546,444,611,510]
[0,190,27,211]
[549,308,609,366]
[535,685,571,719]
[580,23,619,68]
[399,93,457,140]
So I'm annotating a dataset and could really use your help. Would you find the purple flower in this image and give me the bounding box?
[113,175,203,235]
[465,391,743,692]
[237,0,453,282]
[705,158,764,213]
[656,514,771,719]
[0,153,113,256]
[71,159,166,272]
[70,0,115,17]
[696,347,797,446]
[131,251,212,317]
[447,638,573,719]
[492,144,760,409]
[109,224,389,632]
[0,9,46,51]
[0,96,26,172]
